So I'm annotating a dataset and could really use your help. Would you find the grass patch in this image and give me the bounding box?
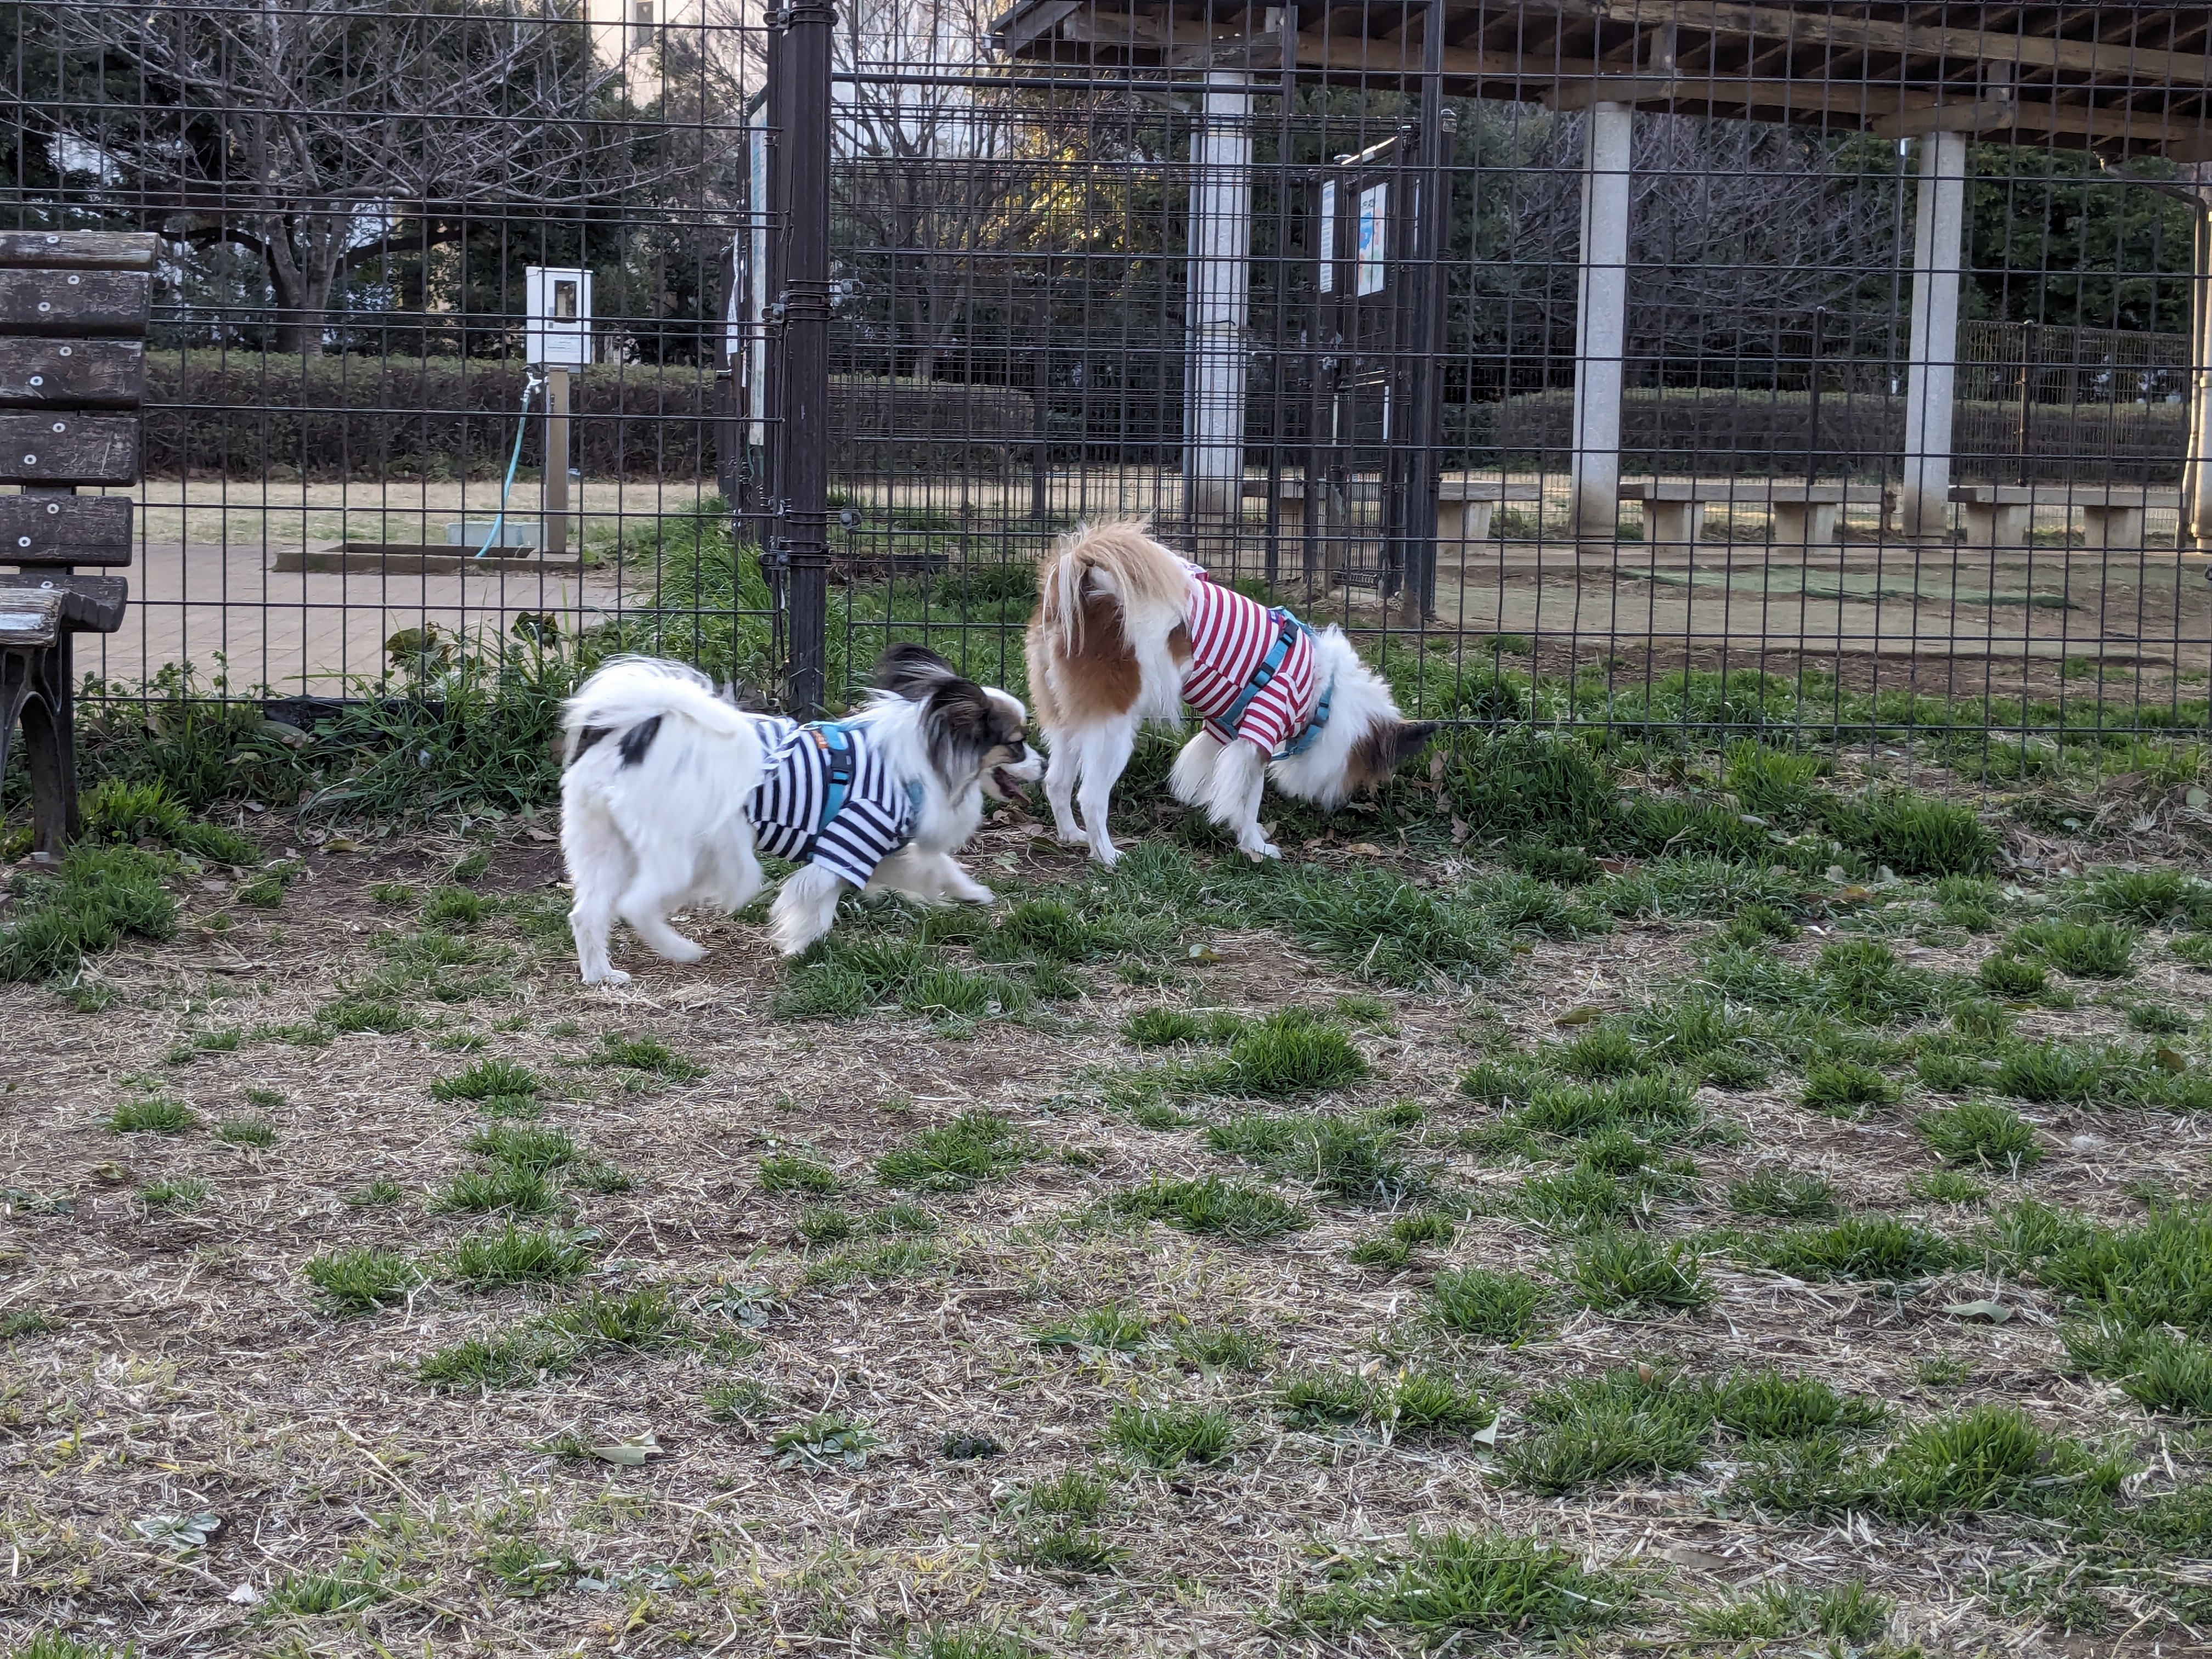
[1726,1166,1837,1219]
[2033,1206,2212,1338]
[465,1124,577,1172]
[443,1223,594,1288]
[1712,1371,1886,1440]
[704,1378,775,1423]
[109,1096,196,1134]
[1685,1581,1889,1644]
[2064,1321,2212,1418]
[1205,1108,1421,1203]
[874,1113,1028,1190]
[306,1248,426,1313]
[2081,867,2212,928]
[0,843,177,982]
[758,1154,840,1195]
[1431,1267,1549,1343]
[1917,1101,2041,1168]
[1825,791,1997,876]
[1568,1232,1713,1311]
[434,1165,558,1216]
[1506,1367,1713,1492]
[430,1058,542,1104]
[1290,1527,1634,1643]
[1875,1403,2125,1517]
[1257,865,1509,986]
[213,1114,276,1147]
[1218,1011,1368,1097]
[1031,1305,1149,1355]
[1801,1060,1899,1116]
[138,1176,208,1214]
[1742,1216,1953,1282]
[1110,1176,1310,1243]
[1172,1323,1271,1372]
[1105,1403,1232,1467]
[1909,1169,1991,1205]
[590,1033,707,1079]
[2010,918,2138,979]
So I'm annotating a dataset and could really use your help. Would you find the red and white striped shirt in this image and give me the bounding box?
[1177,560,1317,755]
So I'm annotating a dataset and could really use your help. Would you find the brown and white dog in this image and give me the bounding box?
[1025,521,1435,865]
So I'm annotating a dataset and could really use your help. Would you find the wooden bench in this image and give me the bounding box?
[1949,483,2180,551]
[1619,478,1894,547]
[1243,474,1543,542]
[0,230,151,860]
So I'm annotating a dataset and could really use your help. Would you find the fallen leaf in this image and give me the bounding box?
[134,1511,221,1549]
[1347,842,1383,857]
[1942,1299,2012,1323]
[2187,787,2209,809]
[1449,816,1470,845]
[590,1433,663,1466]
[1836,885,1872,904]
[1657,1545,1732,1572]
[1553,1006,1603,1026]
[1187,945,1222,963]
[321,837,359,853]
[2154,1046,2189,1073]
[227,1583,263,1606]
[524,827,556,842]
[1468,1418,1499,1448]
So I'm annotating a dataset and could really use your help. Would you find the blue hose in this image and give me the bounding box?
[473,368,545,558]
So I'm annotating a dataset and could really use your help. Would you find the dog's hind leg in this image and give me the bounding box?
[564,797,634,985]
[1207,738,1278,862]
[1042,733,1086,847]
[614,855,710,966]
[1167,729,1225,808]
[769,865,851,956]
[1071,714,1138,867]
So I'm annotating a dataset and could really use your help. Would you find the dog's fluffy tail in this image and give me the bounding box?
[561,654,752,764]
[1035,520,1189,657]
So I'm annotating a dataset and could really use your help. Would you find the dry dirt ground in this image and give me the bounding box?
[3,802,2211,1658]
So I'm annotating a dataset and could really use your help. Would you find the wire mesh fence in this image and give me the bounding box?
[3,0,2210,780]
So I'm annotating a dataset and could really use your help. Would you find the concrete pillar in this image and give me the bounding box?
[2186,204,2212,547]
[1569,100,1632,542]
[1901,129,1969,540]
[1184,70,1254,518]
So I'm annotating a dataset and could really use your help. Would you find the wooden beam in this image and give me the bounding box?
[0,232,156,272]
[1870,95,2022,138]
[1607,2,2212,88]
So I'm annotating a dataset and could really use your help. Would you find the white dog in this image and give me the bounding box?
[559,645,1041,982]
[1026,521,1435,865]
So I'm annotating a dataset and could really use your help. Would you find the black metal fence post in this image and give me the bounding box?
[770,0,834,714]
[1400,2,1452,625]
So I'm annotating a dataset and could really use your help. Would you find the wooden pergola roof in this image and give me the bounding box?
[989,3,2212,160]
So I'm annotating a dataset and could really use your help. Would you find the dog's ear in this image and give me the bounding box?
[874,642,959,700]
[1351,718,1441,788]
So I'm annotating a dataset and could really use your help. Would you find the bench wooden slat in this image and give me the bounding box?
[2,572,127,633]
[0,270,152,337]
[0,338,144,408]
[0,413,139,484]
[0,232,159,272]
[0,495,133,567]
[0,586,64,646]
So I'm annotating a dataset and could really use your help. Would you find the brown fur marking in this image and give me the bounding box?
[1348,720,1440,789]
[1167,623,1193,668]
[1036,585,1143,721]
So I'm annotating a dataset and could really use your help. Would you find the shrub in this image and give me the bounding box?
[1917,1101,2042,1168]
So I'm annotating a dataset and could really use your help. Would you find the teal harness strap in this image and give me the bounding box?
[1221,606,1335,758]
[792,719,927,865]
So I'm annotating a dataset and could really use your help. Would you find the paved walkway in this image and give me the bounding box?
[76,541,635,696]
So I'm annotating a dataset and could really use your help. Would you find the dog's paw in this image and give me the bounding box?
[1092,843,1120,868]
[952,880,996,905]
[1054,826,1089,847]
[1242,841,1282,864]
[582,966,631,986]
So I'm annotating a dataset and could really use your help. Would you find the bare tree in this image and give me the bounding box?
[31,0,654,354]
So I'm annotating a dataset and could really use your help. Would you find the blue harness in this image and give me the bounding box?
[1219,607,1335,758]
[791,719,926,865]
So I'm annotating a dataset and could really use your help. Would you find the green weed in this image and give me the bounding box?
[2081,868,2212,928]
[1290,1527,1634,1641]
[2010,919,2138,979]
[434,1165,558,1216]
[443,1224,594,1288]
[306,1248,426,1313]
[1909,1169,1991,1204]
[1825,791,1997,876]
[1685,1579,1889,1644]
[875,1113,1028,1190]
[1105,1403,1232,1467]
[771,1414,879,1470]
[1431,1267,1548,1343]
[2064,1321,2212,1418]
[1,843,177,981]
[137,1176,208,1214]
[213,1114,276,1147]
[1277,1369,1373,1429]
[1172,1324,1271,1372]
[1743,1216,1953,1282]
[1801,1060,1900,1116]
[109,1097,196,1134]
[590,1033,707,1079]
[1917,1101,2041,1167]
[1875,1403,2125,1517]
[704,1379,775,1423]
[1031,1305,1149,1355]
[1712,1372,1886,1440]
[1381,1371,1498,1438]
[465,1124,577,1172]
[430,1059,541,1103]
[1568,1232,1714,1311]
[1726,1167,1837,1219]
[1110,1176,1310,1243]
[1507,1367,1713,1492]
[758,1154,840,1195]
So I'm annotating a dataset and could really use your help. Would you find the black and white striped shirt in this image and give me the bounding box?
[747,716,919,889]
